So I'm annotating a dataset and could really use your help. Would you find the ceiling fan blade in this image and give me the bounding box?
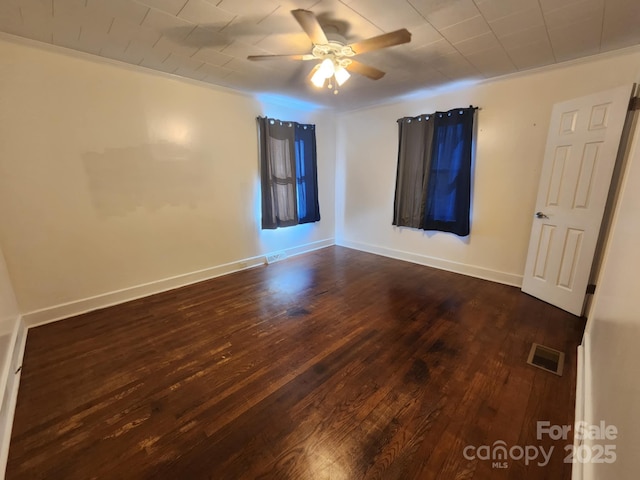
[347,28,412,55]
[307,64,321,81]
[346,60,386,80]
[247,54,316,61]
[291,9,329,45]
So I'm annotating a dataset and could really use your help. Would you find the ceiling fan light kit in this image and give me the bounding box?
[310,57,352,94]
[247,9,412,95]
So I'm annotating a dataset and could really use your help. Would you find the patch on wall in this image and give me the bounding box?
[82,142,214,217]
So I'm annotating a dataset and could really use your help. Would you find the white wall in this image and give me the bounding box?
[580,115,640,480]
[336,48,640,286]
[0,37,335,318]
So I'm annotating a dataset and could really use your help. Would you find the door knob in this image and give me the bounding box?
[535,211,549,219]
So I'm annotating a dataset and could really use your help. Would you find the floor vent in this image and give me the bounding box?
[527,343,565,376]
[266,250,288,264]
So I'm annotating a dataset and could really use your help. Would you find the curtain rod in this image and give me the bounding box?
[397,106,480,123]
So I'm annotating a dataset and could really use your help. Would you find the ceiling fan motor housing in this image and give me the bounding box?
[311,36,355,68]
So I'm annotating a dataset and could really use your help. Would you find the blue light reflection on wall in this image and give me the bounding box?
[393,78,483,104]
[256,93,325,118]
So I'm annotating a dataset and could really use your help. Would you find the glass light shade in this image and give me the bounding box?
[310,67,326,88]
[318,58,335,78]
[334,66,351,86]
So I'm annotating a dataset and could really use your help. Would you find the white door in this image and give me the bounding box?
[521,85,632,316]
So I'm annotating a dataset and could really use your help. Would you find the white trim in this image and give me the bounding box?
[279,238,334,258]
[338,239,523,287]
[4,31,639,116]
[22,239,334,328]
[0,32,252,101]
[0,317,27,480]
[0,321,19,416]
[574,332,595,480]
[572,343,586,480]
[0,32,327,112]
[341,44,640,114]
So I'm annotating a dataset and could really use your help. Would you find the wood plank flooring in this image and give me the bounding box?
[6,246,585,479]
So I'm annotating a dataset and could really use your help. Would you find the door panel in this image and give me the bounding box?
[522,85,632,315]
[533,224,555,280]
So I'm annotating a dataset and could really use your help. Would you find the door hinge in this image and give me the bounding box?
[586,284,596,295]
[629,97,640,111]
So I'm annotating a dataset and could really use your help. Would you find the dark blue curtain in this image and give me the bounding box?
[423,108,475,236]
[294,123,320,224]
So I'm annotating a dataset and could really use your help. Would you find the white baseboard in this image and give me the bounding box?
[22,238,334,328]
[279,238,335,258]
[0,317,27,480]
[338,239,523,287]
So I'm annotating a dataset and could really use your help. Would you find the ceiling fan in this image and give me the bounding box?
[247,9,412,94]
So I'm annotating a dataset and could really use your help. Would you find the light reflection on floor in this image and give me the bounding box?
[265,264,314,298]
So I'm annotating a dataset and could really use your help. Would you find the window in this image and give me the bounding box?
[257,117,320,229]
[393,107,475,236]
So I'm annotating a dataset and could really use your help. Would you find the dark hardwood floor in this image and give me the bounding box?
[7,246,585,479]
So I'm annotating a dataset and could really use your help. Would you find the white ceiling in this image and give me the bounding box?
[1,0,639,110]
